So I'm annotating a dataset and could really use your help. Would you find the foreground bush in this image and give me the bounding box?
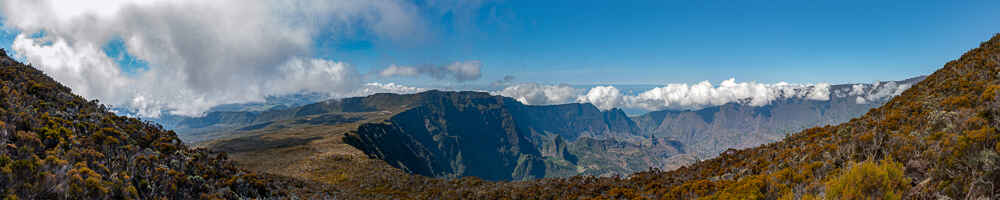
[825,158,909,200]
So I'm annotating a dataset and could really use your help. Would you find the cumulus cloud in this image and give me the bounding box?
[614,78,832,111]
[493,83,579,105]
[377,60,483,82]
[846,81,911,105]
[577,86,624,110]
[849,84,867,96]
[348,82,428,97]
[11,34,130,104]
[493,78,833,111]
[806,83,832,101]
[0,0,438,117]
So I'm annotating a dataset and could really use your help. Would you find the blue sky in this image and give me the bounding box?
[3,1,999,86]
[321,0,1000,85]
[0,0,998,117]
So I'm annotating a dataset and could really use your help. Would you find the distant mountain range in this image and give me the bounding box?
[634,76,924,158]
[343,91,692,180]
[197,91,689,181]
[5,33,997,199]
[170,75,923,181]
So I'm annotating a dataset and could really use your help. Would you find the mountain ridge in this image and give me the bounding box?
[217,33,1000,199]
[181,75,922,181]
[3,32,998,199]
[633,76,924,158]
[0,49,341,199]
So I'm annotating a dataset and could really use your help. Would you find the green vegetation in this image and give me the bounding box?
[825,158,909,200]
[0,50,336,199]
[3,32,1000,199]
[312,33,997,199]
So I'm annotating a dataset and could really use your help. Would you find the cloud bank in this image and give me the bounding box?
[0,0,461,117]
[496,78,920,112]
[349,82,428,97]
[378,61,483,82]
[497,78,837,111]
[620,79,831,111]
[833,81,911,104]
[493,83,580,105]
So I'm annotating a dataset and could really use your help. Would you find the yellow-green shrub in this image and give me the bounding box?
[825,158,910,200]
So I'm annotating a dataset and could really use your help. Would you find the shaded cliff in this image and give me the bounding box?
[344,91,677,181]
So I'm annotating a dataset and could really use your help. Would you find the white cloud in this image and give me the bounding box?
[378,64,420,77]
[492,78,833,111]
[445,61,482,81]
[348,82,428,97]
[577,86,624,110]
[265,58,360,96]
[806,83,831,101]
[850,81,911,104]
[494,83,579,105]
[11,34,130,104]
[850,84,867,96]
[377,60,483,82]
[613,78,831,111]
[1,0,437,117]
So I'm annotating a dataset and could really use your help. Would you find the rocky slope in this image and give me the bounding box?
[7,31,995,199]
[0,49,339,199]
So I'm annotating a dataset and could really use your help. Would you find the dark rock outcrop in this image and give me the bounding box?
[344,91,662,181]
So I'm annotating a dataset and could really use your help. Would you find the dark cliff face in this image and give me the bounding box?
[602,108,641,136]
[508,103,641,140]
[344,91,656,181]
[346,91,546,181]
[173,90,656,180]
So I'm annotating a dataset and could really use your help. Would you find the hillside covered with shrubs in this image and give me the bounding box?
[0,49,341,199]
[320,33,1000,199]
[3,31,1000,199]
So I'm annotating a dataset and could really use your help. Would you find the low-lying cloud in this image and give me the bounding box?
[378,61,483,82]
[349,82,428,97]
[496,78,837,111]
[834,81,911,104]
[495,78,922,112]
[493,83,580,105]
[594,79,831,111]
